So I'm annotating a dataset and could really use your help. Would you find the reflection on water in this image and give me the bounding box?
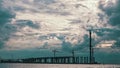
[0,63,120,68]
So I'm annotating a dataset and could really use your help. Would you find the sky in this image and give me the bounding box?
[0,0,120,64]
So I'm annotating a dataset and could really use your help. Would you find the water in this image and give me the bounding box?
[0,63,120,68]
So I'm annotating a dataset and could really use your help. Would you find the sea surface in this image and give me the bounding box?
[0,63,120,68]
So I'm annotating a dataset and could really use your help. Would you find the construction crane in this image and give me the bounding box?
[87,28,104,64]
[71,49,75,58]
[52,49,59,57]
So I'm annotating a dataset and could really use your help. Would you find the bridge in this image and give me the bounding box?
[18,56,95,64]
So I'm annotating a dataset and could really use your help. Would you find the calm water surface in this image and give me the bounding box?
[0,63,120,68]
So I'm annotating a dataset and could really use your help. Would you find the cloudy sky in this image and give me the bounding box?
[0,0,120,64]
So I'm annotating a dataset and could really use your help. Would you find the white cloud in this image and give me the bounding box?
[1,0,113,50]
[96,40,115,48]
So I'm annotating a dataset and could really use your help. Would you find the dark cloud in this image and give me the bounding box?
[98,0,120,48]
[98,0,120,27]
[38,33,58,41]
[0,41,4,49]
[0,0,16,49]
[61,40,72,52]
[34,0,56,4]
[73,34,89,51]
[97,13,106,22]
[98,1,115,16]
[0,2,15,26]
[15,20,40,29]
[89,28,120,48]
[38,36,48,40]
[0,24,17,49]
[109,14,120,27]
[75,4,88,9]
[56,34,68,41]
[104,29,120,48]
[45,10,71,16]
[59,34,90,53]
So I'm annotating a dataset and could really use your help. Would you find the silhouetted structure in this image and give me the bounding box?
[0,56,96,64]
[89,30,95,64]
[52,49,59,57]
